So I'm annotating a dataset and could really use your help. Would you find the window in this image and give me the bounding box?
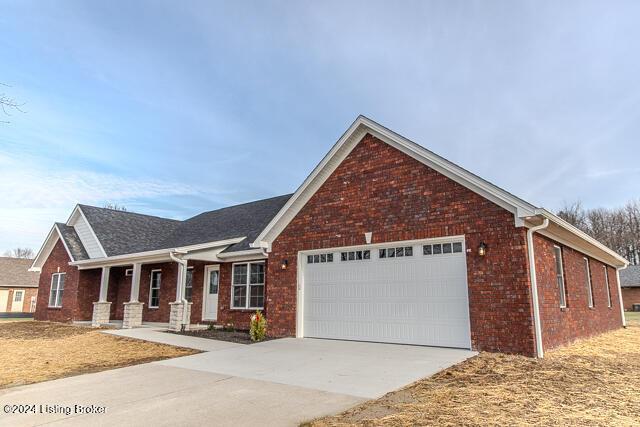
[604,266,612,308]
[14,290,24,303]
[340,250,370,262]
[307,253,334,264]
[185,267,193,302]
[379,246,413,259]
[423,242,463,256]
[125,268,133,276]
[149,270,161,308]
[209,270,219,294]
[553,246,567,308]
[232,262,265,309]
[49,273,65,307]
[584,258,594,308]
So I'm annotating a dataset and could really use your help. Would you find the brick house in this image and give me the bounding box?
[0,257,39,315]
[620,265,640,311]
[30,116,628,357]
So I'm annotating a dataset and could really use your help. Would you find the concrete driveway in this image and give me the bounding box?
[0,335,475,427]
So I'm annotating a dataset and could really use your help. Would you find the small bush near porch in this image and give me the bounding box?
[0,322,198,389]
[309,314,640,426]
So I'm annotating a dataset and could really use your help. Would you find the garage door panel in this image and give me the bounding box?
[302,240,471,348]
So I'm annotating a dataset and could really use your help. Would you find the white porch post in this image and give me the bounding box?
[123,263,144,329]
[92,266,112,327]
[169,258,191,332]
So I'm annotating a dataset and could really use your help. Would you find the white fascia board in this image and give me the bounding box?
[29,224,76,271]
[69,237,246,269]
[217,248,267,261]
[253,115,538,248]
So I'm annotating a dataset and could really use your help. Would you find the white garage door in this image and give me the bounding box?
[302,238,471,349]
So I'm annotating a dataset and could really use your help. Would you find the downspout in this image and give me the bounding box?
[169,251,189,330]
[526,218,549,358]
[616,266,627,328]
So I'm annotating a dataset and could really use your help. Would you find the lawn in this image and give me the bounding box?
[310,315,640,426]
[0,322,198,389]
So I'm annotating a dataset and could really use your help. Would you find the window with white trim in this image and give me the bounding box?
[604,265,612,308]
[149,270,161,308]
[14,290,24,303]
[340,250,370,261]
[49,273,65,307]
[553,246,567,308]
[379,246,413,259]
[584,258,594,308]
[185,267,193,302]
[307,253,334,264]
[423,242,463,256]
[232,262,264,309]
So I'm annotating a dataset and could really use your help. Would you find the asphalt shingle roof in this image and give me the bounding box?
[55,223,89,261]
[0,257,40,288]
[78,194,292,257]
[620,265,640,288]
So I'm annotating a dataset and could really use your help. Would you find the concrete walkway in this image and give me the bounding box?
[0,330,476,426]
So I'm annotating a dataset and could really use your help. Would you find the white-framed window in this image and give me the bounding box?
[125,268,133,276]
[232,262,264,309]
[340,250,370,261]
[379,246,413,259]
[604,265,612,308]
[584,258,594,308]
[553,246,567,308]
[149,270,161,308]
[49,273,65,307]
[307,253,334,264]
[185,267,194,302]
[13,290,24,303]
[423,242,463,256]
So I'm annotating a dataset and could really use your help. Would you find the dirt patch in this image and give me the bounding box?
[168,328,273,344]
[0,322,198,389]
[310,319,640,426]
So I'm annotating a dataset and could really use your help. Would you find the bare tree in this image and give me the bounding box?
[0,83,25,124]
[3,248,35,259]
[103,202,127,212]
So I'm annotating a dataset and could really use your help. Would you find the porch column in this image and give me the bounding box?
[123,263,144,329]
[169,260,191,332]
[92,266,112,327]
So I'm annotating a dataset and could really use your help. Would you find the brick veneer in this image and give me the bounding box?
[266,133,537,355]
[622,287,640,310]
[534,234,623,351]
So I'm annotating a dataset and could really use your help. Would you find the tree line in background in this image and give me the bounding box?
[3,248,34,259]
[557,200,640,265]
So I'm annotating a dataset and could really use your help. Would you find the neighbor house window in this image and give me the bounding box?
[232,262,264,309]
[149,270,161,308]
[584,258,594,308]
[49,273,65,307]
[14,290,24,303]
[553,246,567,308]
[185,267,193,302]
[604,265,612,308]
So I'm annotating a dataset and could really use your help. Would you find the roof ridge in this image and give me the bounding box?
[78,204,181,223]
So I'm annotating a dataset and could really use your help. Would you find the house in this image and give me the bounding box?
[29,116,628,357]
[620,265,640,310]
[0,257,39,316]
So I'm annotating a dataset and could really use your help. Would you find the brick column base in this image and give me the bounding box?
[92,301,112,327]
[123,302,144,329]
[169,301,192,331]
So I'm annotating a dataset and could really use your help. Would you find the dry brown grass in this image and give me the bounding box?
[311,317,640,426]
[0,322,198,389]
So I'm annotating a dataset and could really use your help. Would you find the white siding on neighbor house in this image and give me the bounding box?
[70,211,104,258]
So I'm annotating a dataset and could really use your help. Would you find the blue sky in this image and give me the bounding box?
[1,0,639,253]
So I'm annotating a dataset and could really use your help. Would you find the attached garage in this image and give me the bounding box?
[299,238,471,349]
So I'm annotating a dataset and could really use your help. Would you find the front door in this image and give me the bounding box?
[0,290,8,312]
[11,290,24,312]
[203,266,219,321]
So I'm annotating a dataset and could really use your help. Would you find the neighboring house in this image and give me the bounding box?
[620,265,640,310]
[0,257,40,315]
[30,116,628,357]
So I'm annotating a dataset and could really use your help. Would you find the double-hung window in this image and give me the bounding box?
[604,265,612,308]
[185,267,194,302]
[553,246,567,308]
[49,273,65,307]
[232,262,265,309]
[584,258,594,308]
[149,270,161,308]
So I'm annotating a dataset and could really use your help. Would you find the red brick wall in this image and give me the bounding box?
[76,269,101,321]
[267,133,536,355]
[622,287,640,311]
[534,234,623,351]
[3,287,38,313]
[34,239,80,322]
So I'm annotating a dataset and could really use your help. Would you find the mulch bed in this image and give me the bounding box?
[168,328,272,344]
[309,316,640,426]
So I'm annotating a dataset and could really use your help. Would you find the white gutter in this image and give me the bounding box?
[527,218,549,358]
[169,251,189,330]
[616,266,627,328]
